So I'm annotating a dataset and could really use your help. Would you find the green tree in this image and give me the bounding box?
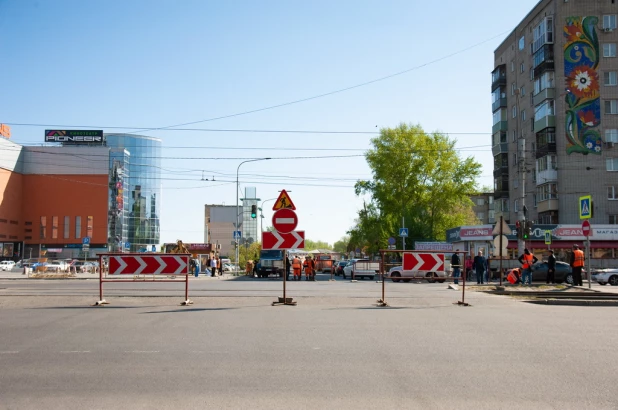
[332,235,350,253]
[354,123,482,242]
[304,239,332,251]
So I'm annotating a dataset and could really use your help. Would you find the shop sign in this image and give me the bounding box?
[45,130,104,144]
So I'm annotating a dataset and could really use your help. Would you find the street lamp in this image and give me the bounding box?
[236,158,271,271]
[259,197,278,234]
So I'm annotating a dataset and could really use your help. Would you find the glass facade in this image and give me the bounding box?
[105,134,161,252]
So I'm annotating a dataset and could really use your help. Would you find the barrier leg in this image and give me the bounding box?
[456,266,470,307]
[377,251,388,306]
[181,271,193,305]
[94,262,108,305]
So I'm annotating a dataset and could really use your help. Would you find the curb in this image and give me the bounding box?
[525,299,618,306]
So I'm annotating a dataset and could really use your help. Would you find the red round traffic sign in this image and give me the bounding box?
[272,208,298,234]
[582,220,591,237]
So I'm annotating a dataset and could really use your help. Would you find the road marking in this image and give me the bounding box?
[60,351,91,353]
[124,350,159,353]
[0,351,19,354]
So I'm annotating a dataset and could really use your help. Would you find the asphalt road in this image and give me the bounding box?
[1,274,617,410]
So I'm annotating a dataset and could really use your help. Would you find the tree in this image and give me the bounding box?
[354,123,482,242]
[332,236,350,253]
[304,239,332,251]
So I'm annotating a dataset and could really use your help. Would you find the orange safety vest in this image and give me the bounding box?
[573,249,585,267]
[522,253,533,269]
[292,258,301,270]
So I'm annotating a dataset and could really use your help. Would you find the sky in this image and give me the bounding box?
[0,0,542,246]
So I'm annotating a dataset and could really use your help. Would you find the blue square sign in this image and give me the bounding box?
[399,228,408,237]
[579,195,591,219]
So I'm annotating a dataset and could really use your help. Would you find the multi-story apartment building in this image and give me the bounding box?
[492,0,618,227]
[470,192,495,225]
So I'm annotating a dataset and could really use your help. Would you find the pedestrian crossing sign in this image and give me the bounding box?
[579,195,592,219]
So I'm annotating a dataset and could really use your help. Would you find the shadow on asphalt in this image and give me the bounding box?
[141,307,238,314]
[28,306,161,310]
[323,305,450,311]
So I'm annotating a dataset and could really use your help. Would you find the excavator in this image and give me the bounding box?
[168,239,190,254]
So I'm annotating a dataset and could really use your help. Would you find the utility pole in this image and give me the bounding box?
[515,88,526,256]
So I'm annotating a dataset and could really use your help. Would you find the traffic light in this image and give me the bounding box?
[523,220,533,240]
[251,205,257,219]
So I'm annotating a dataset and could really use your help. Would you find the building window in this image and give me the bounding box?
[534,71,554,95]
[511,82,516,96]
[609,186,618,200]
[512,130,516,142]
[40,216,46,239]
[511,61,515,72]
[537,183,558,201]
[512,106,517,118]
[513,153,518,166]
[489,196,494,204]
[520,63,525,73]
[64,216,70,239]
[533,194,538,207]
[606,129,618,143]
[520,86,525,96]
[521,110,526,121]
[75,216,81,239]
[604,15,617,30]
[52,216,58,239]
[610,215,618,224]
[519,36,525,50]
[514,200,519,213]
[535,99,555,121]
[606,100,618,114]
[603,43,617,57]
[87,216,93,238]
[605,71,618,86]
[488,210,495,222]
[476,212,485,221]
[514,178,519,189]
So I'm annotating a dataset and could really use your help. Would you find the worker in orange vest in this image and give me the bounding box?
[303,256,312,281]
[518,248,538,285]
[292,256,302,281]
[570,244,585,286]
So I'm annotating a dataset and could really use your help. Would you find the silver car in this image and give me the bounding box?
[388,265,446,283]
[592,269,618,286]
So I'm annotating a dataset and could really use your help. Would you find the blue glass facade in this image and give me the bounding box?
[105,134,161,252]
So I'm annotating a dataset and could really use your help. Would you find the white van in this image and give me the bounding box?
[0,261,16,271]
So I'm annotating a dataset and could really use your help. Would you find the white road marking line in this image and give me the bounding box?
[123,351,159,353]
[0,351,19,354]
[60,351,91,353]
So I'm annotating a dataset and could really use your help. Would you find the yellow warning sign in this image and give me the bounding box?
[273,189,296,210]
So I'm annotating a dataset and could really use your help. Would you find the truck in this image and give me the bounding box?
[258,250,285,278]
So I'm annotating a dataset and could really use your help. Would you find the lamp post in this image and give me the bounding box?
[236,158,271,271]
[259,198,278,234]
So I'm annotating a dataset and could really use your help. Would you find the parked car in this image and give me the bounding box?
[0,260,16,271]
[388,265,446,283]
[591,269,618,286]
[530,261,573,284]
[335,260,349,276]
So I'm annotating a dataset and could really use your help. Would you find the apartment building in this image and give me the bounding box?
[491,0,618,226]
[470,192,495,225]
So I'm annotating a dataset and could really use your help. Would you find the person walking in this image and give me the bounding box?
[309,256,316,281]
[292,256,302,281]
[570,244,585,286]
[216,256,222,276]
[464,255,473,282]
[451,249,461,285]
[518,248,538,286]
[473,250,487,285]
[547,250,556,284]
[210,255,217,277]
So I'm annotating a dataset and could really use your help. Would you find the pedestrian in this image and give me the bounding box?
[547,250,556,284]
[206,256,212,276]
[303,256,313,281]
[473,250,487,285]
[570,244,585,286]
[284,256,291,281]
[292,256,301,281]
[216,256,222,276]
[210,255,217,277]
[464,255,473,281]
[309,256,316,281]
[192,259,199,278]
[451,249,461,285]
[518,248,538,286]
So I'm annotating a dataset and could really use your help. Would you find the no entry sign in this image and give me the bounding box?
[272,208,298,234]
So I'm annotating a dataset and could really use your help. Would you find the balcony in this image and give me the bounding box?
[536,169,558,185]
[535,142,557,158]
[491,65,507,91]
[492,97,507,112]
[492,142,509,156]
[534,115,555,133]
[494,189,509,199]
[533,44,555,77]
[493,166,509,178]
[537,199,559,213]
[492,121,508,134]
[533,87,555,107]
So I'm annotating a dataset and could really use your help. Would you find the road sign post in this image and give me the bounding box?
[582,219,592,289]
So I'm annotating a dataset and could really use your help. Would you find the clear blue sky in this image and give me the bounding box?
[0,0,541,245]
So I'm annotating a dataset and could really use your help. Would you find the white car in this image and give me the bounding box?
[0,261,15,271]
[591,269,618,286]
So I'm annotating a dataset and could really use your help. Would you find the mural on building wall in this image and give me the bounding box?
[564,16,602,155]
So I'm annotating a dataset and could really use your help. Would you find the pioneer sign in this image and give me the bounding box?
[45,130,104,144]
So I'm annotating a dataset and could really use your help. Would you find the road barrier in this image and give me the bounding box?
[94,253,192,306]
[377,249,471,307]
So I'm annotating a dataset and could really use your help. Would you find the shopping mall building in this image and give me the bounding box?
[0,129,161,261]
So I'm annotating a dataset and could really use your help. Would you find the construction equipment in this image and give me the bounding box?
[168,239,190,254]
